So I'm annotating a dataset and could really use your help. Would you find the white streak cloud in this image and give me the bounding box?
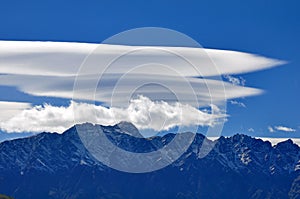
[230,100,246,108]
[275,126,296,132]
[268,125,296,133]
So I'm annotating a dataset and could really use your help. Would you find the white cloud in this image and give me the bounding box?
[0,101,32,121]
[268,125,296,133]
[0,41,286,133]
[275,126,296,132]
[0,96,226,133]
[268,126,275,133]
[230,100,246,108]
[0,41,285,77]
[0,41,283,108]
[223,75,246,86]
[0,73,262,107]
[248,128,254,132]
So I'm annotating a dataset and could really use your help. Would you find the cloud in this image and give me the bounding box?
[0,73,262,107]
[0,41,285,77]
[248,128,254,132]
[0,41,283,107]
[268,125,296,133]
[0,41,286,133]
[0,96,226,133]
[223,75,246,86]
[230,100,246,108]
[0,101,32,121]
[274,126,296,132]
[268,126,275,133]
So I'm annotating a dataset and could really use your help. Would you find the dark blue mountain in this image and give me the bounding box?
[0,131,34,143]
[0,122,299,199]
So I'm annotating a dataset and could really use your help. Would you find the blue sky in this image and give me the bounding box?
[0,0,299,138]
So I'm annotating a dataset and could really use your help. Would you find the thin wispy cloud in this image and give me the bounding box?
[268,126,275,133]
[268,125,296,133]
[248,128,254,132]
[275,126,296,132]
[230,100,246,108]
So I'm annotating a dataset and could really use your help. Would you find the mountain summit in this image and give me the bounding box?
[116,121,142,137]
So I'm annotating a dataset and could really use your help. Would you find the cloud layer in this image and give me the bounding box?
[0,73,262,107]
[0,41,285,77]
[0,41,286,133]
[0,101,31,121]
[0,41,281,107]
[0,96,226,133]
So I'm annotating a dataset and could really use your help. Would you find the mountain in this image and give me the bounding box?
[0,122,299,199]
[0,194,14,199]
[0,131,34,143]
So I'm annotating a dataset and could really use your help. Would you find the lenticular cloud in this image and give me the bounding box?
[0,41,286,133]
[0,41,285,77]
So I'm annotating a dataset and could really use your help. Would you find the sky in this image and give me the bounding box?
[0,0,299,139]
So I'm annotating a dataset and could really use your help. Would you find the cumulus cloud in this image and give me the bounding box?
[0,96,226,133]
[0,101,32,121]
[223,75,246,86]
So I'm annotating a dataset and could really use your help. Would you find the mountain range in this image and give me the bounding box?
[0,122,299,199]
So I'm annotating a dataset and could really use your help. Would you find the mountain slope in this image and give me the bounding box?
[0,123,299,199]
